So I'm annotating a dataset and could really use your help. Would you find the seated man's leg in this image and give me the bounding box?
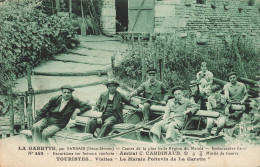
[150,120,166,143]
[142,102,151,123]
[165,120,183,142]
[86,118,98,134]
[31,118,48,144]
[41,125,61,144]
[97,116,116,138]
[200,97,208,110]
[205,118,215,135]
[215,116,226,136]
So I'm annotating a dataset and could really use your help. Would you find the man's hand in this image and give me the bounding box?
[162,117,169,124]
[129,92,135,98]
[138,103,144,109]
[183,110,192,117]
[97,118,102,125]
[71,109,81,120]
[240,99,245,105]
[160,101,166,106]
[227,98,231,103]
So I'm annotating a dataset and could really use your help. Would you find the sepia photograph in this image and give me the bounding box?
[0,0,259,166]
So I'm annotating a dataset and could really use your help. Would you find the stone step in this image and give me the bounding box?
[32,61,110,73]
[79,40,128,52]
[14,75,108,92]
[54,53,111,65]
[78,35,120,42]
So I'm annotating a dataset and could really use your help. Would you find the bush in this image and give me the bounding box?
[115,33,259,90]
[0,0,79,93]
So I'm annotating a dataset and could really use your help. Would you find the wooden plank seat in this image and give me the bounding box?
[74,116,92,132]
[50,130,93,143]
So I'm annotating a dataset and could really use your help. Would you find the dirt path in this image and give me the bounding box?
[13,35,129,110]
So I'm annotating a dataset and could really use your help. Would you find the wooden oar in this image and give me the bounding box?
[70,115,163,145]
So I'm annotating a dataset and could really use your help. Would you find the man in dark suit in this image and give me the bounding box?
[88,79,131,138]
[32,85,92,144]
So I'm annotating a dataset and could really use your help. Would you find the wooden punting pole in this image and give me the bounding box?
[8,87,14,136]
[26,64,34,129]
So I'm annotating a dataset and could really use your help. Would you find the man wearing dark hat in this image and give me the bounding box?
[150,86,199,143]
[223,72,248,126]
[130,67,168,123]
[32,85,92,144]
[87,79,131,138]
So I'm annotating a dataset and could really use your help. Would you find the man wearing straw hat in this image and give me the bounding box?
[32,85,92,144]
[130,67,168,123]
[88,78,131,138]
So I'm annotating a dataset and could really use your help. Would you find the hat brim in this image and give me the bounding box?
[61,88,74,91]
[171,86,183,94]
[227,72,237,78]
[189,83,199,87]
[104,83,120,86]
[146,68,157,73]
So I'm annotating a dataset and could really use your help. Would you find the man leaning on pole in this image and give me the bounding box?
[130,67,168,123]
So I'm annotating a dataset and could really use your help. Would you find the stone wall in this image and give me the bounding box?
[100,0,116,35]
[154,0,260,46]
[99,0,260,45]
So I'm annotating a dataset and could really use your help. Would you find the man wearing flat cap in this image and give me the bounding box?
[150,86,199,143]
[130,67,168,123]
[32,85,92,144]
[87,78,131,138]
[223,72,248,126]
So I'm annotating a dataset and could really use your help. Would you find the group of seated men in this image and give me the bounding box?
[31,62,250,144]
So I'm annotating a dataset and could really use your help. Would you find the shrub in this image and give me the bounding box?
[0,0,79,93]
[115,33,259,90]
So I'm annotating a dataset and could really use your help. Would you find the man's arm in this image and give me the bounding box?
[240,84,249,104]
[71,99,92,120]
[121,93,132,105]
[183,100,199,116]
[208,72,214,85]
[223,84,230,102]
[163,100,171,122]
[130,82,145,97]
[196,72,202,81]
[161,83,168,104]
[76,99,92,114]
[34,97,54,123]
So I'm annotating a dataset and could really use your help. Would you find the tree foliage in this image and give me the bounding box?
[115,33,259,90]
[0,0,79,93]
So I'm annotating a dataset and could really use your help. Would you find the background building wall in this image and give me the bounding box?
[154,0,260,46]
[100,0,116,35]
